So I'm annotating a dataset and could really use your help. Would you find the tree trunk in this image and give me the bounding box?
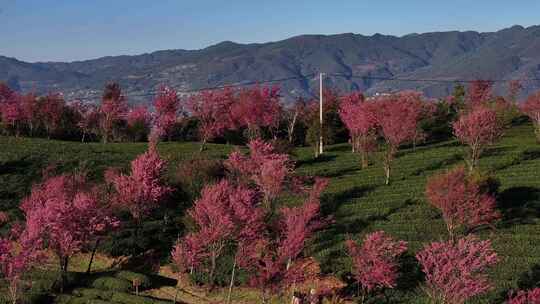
[173,286,180,304]
[86,238,101,274]
[360,150,369,169]
[209,253,216,290]
[199,138,207,152]
[226,258,237,304]
[8,280,18,304]
[59,256,69,293]
[384,164,391,185]
[288,111,298,143]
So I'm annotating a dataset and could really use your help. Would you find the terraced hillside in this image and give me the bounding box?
[0,122,539,303]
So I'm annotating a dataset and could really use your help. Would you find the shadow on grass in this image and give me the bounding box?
[498,187,540,227]
[517,263,540,290]
[396,254,424,292]
[147,273,177,288]
[496,263,540,303]
[494,148,540,171]
[296,154,337,167]
[411,153,462,176]
[318,167,361,179]
[0,155,45,175]
[325,145,352,153]
[315,200,417,268]
[321,185,376,216]
[482,146,516,158]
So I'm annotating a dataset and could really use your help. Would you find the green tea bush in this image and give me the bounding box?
[115,271,152,290]
[91,276,131,292]
[72,288,112,299]
[111,292,170,304]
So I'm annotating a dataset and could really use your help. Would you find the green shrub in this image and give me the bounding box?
[111,292,170,304]
[91,276,131,292]
[54,295,110,304]
[72,288,112,300]
[115,271,152,290]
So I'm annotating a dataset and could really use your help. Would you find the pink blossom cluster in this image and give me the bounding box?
[187,88,236,145]
[425,166,500,238]
[232,86,281,138]
[225,139,293,207]
[346,231,408,293]
[152,86,180,141]
[20,173,119,261]
[109,147,172,219]
[416,236,499,304]
[453,105,503,170]
[521,92,540,142]
[507,288,540,304]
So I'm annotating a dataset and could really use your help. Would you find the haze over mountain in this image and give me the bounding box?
[2,24,540,104]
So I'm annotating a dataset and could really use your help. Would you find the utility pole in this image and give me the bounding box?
[319,72,325,155]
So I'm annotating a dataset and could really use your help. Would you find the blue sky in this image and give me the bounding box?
[1,0,539,62]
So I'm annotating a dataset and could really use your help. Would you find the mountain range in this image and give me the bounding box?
[2,24,540,104]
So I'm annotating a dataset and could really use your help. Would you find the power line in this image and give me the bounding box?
[68,74,316,101]
[64,72,540,102]
[330,73,540,84]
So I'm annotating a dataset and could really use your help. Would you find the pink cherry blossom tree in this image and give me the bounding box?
[508,80,523,103]
[0,83,14,104]
[373,92,424,184]
[339,92,378,168]
[126,105,152,142]
[453,106,503,171]
[285,97,307,144]
[236,179,327,303]
[109,146,171,220]
[345,231,408,302]
[416,236,499,304]
[187,88,236,151]
[521,92,540,143]
[170,237,206,302]
[72,102,100,142]
[19,93,39,136]
[99,82,127,143]
[39,93,65,139]
[225,139,293,209]
[467,80,494,108]
[231,86,281,140]
[20,173,119,290]
[425,166,500,240]
[152,86,180,142]
[0,93,24,136]
[181,180,262,290]
[0,227,43,304]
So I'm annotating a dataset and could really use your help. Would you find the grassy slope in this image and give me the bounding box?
[0,123,539,303]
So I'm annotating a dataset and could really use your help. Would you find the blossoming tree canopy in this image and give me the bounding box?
[108,146,171,220]
[416,235,499,304]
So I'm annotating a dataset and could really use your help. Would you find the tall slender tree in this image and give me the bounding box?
[339,92,378,168]
[453,106,503,171]
[99,82,127,143]
[373,92,424,184]
[521,92,540,143]
[152,86,180,142]
[187,88,236,151]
